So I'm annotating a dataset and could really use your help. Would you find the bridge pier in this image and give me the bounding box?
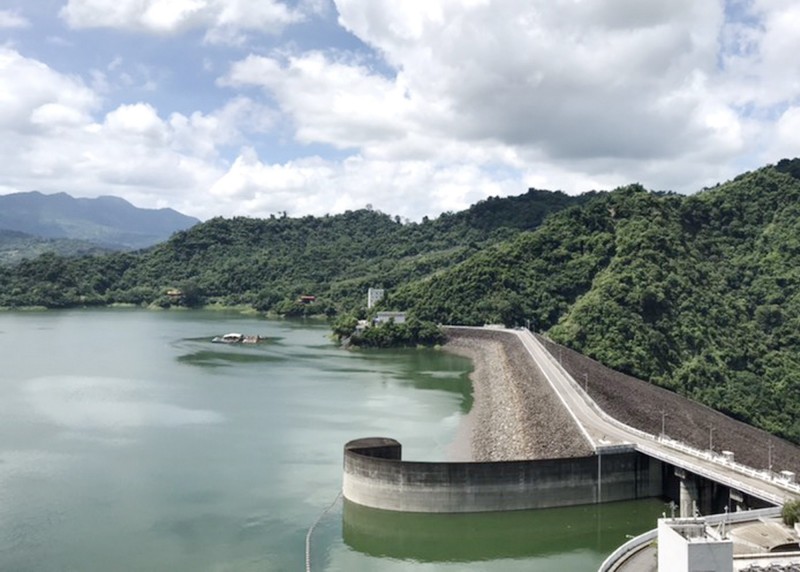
[675,467,727,517]
[668,466,771,517]
[675,468,699,517]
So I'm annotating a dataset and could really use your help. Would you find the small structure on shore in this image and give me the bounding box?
[374,311,406,325]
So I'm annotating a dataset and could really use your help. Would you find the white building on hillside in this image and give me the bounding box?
[367,288,385,309]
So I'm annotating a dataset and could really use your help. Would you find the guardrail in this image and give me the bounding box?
[656,437,800,495]
[525,331,800,500]
[635,441,786,506]
[597,529,657,572]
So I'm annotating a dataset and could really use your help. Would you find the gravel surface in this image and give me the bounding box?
[443,328,800,478]
[443,328,593,462]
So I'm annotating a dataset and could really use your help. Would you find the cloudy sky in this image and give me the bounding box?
[0,1,799,221]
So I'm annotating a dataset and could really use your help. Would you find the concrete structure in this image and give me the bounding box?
[343,437,662,513]
[657,518,733,572]
[367,288,384,309]
[374,311,406,325]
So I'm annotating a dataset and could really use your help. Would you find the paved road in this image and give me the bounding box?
[515,329,800,507]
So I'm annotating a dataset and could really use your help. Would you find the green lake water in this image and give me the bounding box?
[0,309,665,571]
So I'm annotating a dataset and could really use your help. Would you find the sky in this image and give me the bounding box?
[0,0,799,221]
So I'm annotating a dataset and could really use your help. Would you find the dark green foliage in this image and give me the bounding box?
[775,158,800,180]
[0,191,579,312]
[0,229,112,265]
[346,316,446,348]
[782,499,800,526]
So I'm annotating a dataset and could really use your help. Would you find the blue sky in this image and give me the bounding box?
[0,1,799,221]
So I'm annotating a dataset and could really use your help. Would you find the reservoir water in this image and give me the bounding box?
[0,309,664,571]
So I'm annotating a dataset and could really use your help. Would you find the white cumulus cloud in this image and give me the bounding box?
[0,9,29,28]
[3,2,800,221]
[60,0,305,43]
[0,47,276,217]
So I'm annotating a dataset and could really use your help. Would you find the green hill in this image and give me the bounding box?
[0,229,111,266]
[0,188,583,312]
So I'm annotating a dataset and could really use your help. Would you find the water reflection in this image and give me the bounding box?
[176,349,285,367]
[24,376,223,429]
[174,337,286,367]
[355,349,475,413]
[342,498,666,563]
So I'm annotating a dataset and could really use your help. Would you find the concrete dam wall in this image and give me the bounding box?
[343,437,664,513]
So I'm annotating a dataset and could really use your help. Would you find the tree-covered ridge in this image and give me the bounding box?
[396,161,800,441]
[0,188,582,312]
[0,229,111,266]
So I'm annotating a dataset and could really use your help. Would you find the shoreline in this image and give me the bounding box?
[443,330,593,463]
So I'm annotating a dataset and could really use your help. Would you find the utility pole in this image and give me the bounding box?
[768,442,774,474]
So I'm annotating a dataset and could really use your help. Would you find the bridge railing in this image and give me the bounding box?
[634,441,786,506]
[526,330,800,499]
[655,436,800,496]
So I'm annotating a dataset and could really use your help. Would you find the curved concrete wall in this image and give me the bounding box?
[343,437,663,513]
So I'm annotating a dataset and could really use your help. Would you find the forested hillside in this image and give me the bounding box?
[0,229,110,265]
[396,159,800,441]
[3,160,800,441]
[0,188,582,313]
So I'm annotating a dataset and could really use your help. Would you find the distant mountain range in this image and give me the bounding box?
[0,191,200,259]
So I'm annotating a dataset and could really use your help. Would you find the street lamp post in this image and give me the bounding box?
[661,410,667,438]
[583,372,588,393]
[709,426,715,452]
[768,442,774,474]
